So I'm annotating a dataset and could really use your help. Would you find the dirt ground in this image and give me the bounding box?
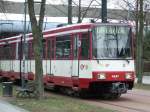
[84,89,150,112]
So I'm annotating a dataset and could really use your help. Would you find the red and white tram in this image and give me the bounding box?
[0,23,135,98]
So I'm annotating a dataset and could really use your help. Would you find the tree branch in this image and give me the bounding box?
[39,0,46,31]
[81,0,95,21]
[27,0,38,28]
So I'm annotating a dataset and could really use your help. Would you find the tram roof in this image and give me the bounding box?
[0,22,131,45]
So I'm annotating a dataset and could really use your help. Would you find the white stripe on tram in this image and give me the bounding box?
[0,28,89,44]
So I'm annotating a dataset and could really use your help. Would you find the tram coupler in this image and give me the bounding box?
[111,82,127,94]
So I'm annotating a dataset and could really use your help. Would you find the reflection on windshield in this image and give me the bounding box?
[92,25,132,59]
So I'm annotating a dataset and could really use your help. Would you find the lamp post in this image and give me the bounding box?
[78,0,81,23]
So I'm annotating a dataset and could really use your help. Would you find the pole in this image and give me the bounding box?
[68,0,72,24]
[135,0,139,84]
[101,0,107,23]
[22,0,27,88]
[78,0,81,23]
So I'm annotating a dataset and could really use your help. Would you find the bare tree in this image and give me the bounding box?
[27,0,46,99]
[118,0,146,84]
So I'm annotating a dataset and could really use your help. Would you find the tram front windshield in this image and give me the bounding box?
[92,25,132,59]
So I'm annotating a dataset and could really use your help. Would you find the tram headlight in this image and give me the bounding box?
[98,73,106,80]
[125,73,132,79]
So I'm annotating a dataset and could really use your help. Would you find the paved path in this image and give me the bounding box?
[0,100,29,112]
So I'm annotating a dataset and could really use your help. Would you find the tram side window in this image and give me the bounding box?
[80,33,89,59]
[73,35,79,59]
[30,42,34,59]
[1,46,4,59]
[47,39,55,59]
[43,42,46,59]
[18,42,23,59]
[0,47,2,60]
[47,40,50,59]
[51,39,56,59]
[10,44,16,59]
[1,47,4,59]
[28,42,31,59]
[56,35,71,59]
[13,44,16,59]
[0,46,3,59]
[3,44,11,60]
[24,43,29,59]
[1,44,16,60]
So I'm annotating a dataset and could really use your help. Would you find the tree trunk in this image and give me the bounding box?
[33,28,44,99]
[27,0,46,99]
[136,0,144,84]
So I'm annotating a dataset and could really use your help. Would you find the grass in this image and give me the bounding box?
[11,94,115,112]
[0,84,115,112]
[134,83,150,90]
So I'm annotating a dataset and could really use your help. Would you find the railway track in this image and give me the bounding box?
[93,100,149,112]
[127,92,150,98]
[83,89,150,112]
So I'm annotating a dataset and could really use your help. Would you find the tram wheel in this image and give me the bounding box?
[79,90,89,99]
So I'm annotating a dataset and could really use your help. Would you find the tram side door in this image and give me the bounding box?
[71,34,80,77]
[49,38,55,76]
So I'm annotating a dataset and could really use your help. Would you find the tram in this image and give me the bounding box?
[0,23,135,98]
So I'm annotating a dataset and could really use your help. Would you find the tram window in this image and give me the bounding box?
[30,42,34,59]
[27,42,33,59]
[28,42,33,59]
[51,39,55,59]
[73,35,79,59]
[9,45,13,59]
[28,42,31,59]
[10,44,16,59]
[9,45,12,59]
[80,33,89,59]
[56,35,71,59]
[3,45,11,59]
[0,47,2,59]
[13,44,16,59]
[18,42,23,59]
[43,42,46,59]
[47,40,51,59]
[10,44,12,59]
[0,47,2,60]
[24,43,29,59]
